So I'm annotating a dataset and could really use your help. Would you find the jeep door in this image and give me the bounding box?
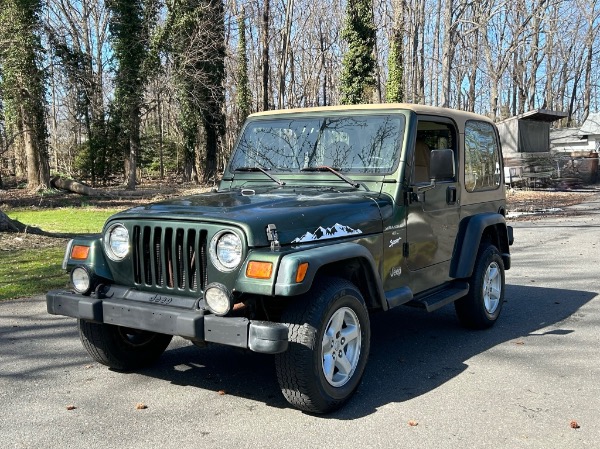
[405,117,460,293]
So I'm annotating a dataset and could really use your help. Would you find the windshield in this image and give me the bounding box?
[229,114,405,174]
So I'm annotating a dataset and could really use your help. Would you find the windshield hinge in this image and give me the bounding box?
[266,224,280,251]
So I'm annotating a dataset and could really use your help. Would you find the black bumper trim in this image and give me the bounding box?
[46,289,288,354]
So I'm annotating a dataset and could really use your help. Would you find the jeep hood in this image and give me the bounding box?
[113,187,393,247]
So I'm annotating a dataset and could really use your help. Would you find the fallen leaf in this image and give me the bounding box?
[570,420,580,429]
[135,403,148,410]
[66,405,76,411]
[408,420,418,427]
[217,390,226,396]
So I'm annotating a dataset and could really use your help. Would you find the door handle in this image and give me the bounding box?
[446,186,457,205]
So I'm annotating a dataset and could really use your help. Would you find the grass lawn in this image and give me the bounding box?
[6,208,121,234]
[1,207,123,300]
[0,246,68,300]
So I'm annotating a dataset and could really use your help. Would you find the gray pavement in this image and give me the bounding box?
[1,198,600,448]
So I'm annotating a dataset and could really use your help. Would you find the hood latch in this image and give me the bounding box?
[266,224,280,251]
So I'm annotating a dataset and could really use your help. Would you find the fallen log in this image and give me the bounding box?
[50,176,155,197]
[103,189,163,197]
[51,176,100,196]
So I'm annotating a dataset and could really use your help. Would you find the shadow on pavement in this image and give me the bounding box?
[123,283,596,417]
[1,284,593,415]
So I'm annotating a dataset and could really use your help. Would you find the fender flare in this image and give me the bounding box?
[450,213,509,279]
[274,242,386,307]
[65,238,114,281]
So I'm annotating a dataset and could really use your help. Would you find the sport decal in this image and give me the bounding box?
[389,237,402,248]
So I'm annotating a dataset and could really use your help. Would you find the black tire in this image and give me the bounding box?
[78,320,173,370]
[455,244,505,329]
[275,277,371,413]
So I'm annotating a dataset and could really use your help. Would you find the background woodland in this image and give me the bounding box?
[0,0,599,190]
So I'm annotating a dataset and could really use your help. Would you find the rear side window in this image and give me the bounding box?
[464,121,501,192]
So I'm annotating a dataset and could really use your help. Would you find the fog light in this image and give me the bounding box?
[205,283,233,316]
[71,266,93,294]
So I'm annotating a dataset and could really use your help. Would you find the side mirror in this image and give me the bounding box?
[409,148,456,203]
[429,149,455,181]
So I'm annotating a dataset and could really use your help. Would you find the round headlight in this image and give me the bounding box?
[71,266,92,294]
[210,232,242,272]
[204,283,233,316]
[104,223,129,261]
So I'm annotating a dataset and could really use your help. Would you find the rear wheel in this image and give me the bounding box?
[78,320,173,370]
[275,277,370,413]
[455,244,505,329]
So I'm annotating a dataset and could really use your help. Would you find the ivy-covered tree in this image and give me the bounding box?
[166,0,225,184]
[386,3,405,103]
[108,0,160,190]
[236,9,251,124]
[340,0,377,105]
[0,0,50,189]
[0,93,6,188]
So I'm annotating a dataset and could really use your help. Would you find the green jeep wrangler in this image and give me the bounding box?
[47,104,513,413]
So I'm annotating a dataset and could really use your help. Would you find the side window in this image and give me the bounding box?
[464,121,501,192]
[412,120,457,183]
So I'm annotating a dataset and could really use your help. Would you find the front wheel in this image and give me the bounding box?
[455,244,505,329]
[275,277,371,413]
[78,320,173,370]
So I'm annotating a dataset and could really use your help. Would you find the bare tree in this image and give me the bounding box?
[46,0,111,185]
[0,0,50,189]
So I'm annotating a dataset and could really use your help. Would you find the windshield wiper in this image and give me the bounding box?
[301,166,360,189]
[235,166,286,186]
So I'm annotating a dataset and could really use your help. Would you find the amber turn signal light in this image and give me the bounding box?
[295,262,309,283]
[71,245,90,260]
[246,261,273,279]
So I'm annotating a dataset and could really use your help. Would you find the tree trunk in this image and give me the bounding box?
[582,13,594,123]
[20,104,49,190]
[126,107,140,191]
[13,133,27,179]
[319,19,327,106]
[261,0,270,111]
[440,0,454,108]
[278,0,294,109]
[0,210,21,232]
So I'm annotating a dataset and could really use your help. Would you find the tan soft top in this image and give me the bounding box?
[249,103,494,127]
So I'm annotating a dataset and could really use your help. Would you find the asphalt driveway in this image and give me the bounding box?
[1,197,600,448]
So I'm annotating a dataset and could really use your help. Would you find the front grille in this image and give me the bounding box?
[132,225,208,292]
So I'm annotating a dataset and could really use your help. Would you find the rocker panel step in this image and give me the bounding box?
[407,282,469,312]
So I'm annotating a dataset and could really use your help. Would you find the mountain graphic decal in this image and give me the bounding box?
[292,223,363,243]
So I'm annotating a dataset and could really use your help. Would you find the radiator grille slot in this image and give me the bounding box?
[133,225,207,292]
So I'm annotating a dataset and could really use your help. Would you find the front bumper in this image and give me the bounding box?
[46,287,288,354]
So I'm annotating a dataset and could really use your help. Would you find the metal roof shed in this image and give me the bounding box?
[497,109,567,155]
